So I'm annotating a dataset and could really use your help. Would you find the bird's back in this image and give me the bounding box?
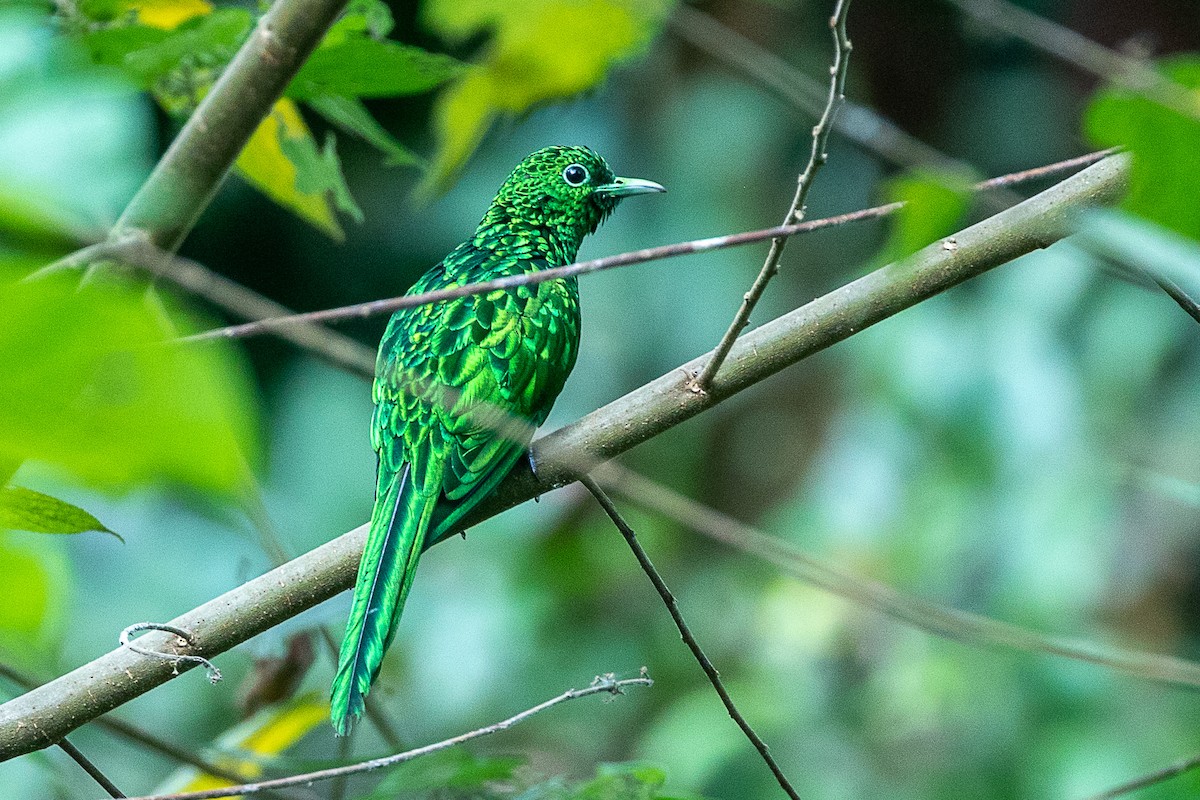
[373,242,581,543]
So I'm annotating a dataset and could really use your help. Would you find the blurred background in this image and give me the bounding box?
[3,0,1200,797]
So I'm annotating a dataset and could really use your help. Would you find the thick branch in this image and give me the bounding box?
[113,0,349,251]
[0,154,1130,762]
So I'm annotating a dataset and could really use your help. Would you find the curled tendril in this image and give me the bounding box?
[119,622,222,684]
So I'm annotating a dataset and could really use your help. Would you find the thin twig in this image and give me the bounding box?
[598,464,1200,689]
[58,738,125,798]
[29,149,1114,349]
[118,673,652,800]
[1083,751,1200,800]
[1149,274,1200,325]
[948,0,1200,122]
[976,147,1118,189]
[691,0,853,393]
[579,476,800,800]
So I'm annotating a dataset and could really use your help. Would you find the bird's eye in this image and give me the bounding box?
[562,164,589,187]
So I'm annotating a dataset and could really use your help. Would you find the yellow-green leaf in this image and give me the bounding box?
[420,0,675,193]
[0,273,258,495]
[234,99,345,239]
[154,696,329,796]
[0,487,120,541]
[306,93,422,167]
[278,130,364,225]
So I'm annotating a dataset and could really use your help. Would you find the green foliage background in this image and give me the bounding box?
[2,0,1200,798]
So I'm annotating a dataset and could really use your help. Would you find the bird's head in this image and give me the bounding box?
[476,145,664,263]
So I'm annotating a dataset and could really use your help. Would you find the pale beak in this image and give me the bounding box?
[595,176,666,197]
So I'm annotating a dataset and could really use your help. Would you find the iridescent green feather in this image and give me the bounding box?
[331,146,663,734]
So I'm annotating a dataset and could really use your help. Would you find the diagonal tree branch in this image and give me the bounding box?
[0,153,1130,762]
[692,0,853,392]
[113,0,350,252]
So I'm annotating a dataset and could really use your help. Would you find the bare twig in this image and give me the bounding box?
[580,476,799,800]
[976,147,1118,189]
[1083,751,1200,800]
[0,154,1131,760]
[949,0,1200,122]
[599,464,1200,689]
[58,738,125,798]
[180,205,896,343]
[1148,274,1200,325]
[118,673,652,800]
[691,0,853,393]
[29,150,1115,351]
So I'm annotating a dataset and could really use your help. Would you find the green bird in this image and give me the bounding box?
[331,145,664,734]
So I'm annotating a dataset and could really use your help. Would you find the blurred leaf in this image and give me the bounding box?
[234,99,345,239]
[278,129,364,225]
[1085,55,1200,241]
[365,748,524,799]
[121,8,251,83]
[0,531,70,666]
[328,0,394,41]
[420,0,674,193]
[79,24,172,85]
[156,695,328,794]
[306,93,421,167]
[288,38,463,100]
[877,169,973,263]
[119,0,214,29]
[0,486,119,540]
[0,274,257,495]
[515,762,685,800]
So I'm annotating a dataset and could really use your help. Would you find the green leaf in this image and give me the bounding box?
[0,274,258,496]
[288,38,464,100]
[877,169,974,263]
[420,0,675,193]
[0,486,120,540]
[80,24,173,87]
[0,531,70,665]
[1084,54,1200,241]
[324,0,395,44]
[235,99,347,239]
[364,748,524,798]
[305,94,421,167]
[278,130,365,225]
[121,8,251,84]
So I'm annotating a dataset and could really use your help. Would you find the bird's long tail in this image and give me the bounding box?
[331,464,435,735]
